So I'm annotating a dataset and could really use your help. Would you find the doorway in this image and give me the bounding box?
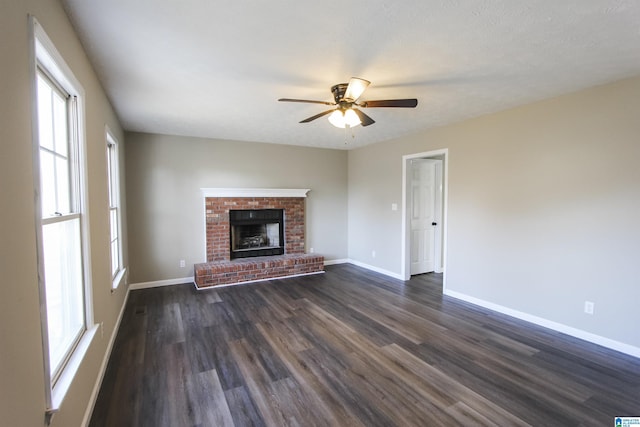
[401,149,448,284]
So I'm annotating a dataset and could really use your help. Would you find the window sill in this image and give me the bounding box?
[111,267,127,292]
[47,324,98,416]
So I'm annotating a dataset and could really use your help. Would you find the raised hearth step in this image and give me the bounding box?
[194,253,324,288]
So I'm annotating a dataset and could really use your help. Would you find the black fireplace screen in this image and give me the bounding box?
[229,209,284,259]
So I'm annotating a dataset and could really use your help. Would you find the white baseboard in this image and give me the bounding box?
[444,289,640,359]
[324,258,349,266]
[129,276,194,290]
[81,287,131,427]
[345,259,405,280]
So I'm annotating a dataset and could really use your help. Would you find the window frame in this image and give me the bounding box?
[29,16,97,416]
[106,128,125,289]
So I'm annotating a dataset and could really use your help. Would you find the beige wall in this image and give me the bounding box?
[348,75,640,350]
[2,1,639,425]
[125,132,348,283]
[1,1,128,426]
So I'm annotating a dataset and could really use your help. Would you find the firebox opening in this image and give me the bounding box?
[229,209,284,259]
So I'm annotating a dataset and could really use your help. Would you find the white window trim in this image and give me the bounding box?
[106,127,126,290]
[29,16,96,417]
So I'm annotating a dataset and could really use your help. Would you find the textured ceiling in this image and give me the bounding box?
[61,0,640,149]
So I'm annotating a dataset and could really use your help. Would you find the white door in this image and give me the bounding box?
[410,159,437,275]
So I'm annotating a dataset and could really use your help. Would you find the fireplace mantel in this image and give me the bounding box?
[200,188,310,198]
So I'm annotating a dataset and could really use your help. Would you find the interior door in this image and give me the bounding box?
[410,159,437,275]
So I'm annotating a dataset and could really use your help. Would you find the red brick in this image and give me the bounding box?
[194,254,323,288]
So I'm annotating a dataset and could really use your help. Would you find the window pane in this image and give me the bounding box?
[42,217,84,376]
[111,240,119,277]
[106,166,113,206]
[55,156,70,214]
[37,76,54,151]
[107,143,117,207]
[52,91,68,157]
[40,149,56,217]
[109,208,119,277]
[110,209,118,242]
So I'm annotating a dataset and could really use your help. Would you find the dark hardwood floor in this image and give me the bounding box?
[89,264,640,426]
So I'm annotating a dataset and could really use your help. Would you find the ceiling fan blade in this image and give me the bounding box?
[343,77,371,101]
[352,108,375,127]
[299,109,336,123]
[360,99,418,108]
[278,98,335,106]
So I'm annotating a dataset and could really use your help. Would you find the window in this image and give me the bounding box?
[106,130,124,288]
[31,17,96,414]
[37,71,85,378]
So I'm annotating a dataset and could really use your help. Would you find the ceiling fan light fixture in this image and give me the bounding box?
[343,77,370,101]
[328,108,361,128]
[344,108,361,127]
[328,110,344,128]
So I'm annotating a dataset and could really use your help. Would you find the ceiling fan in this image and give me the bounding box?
[278,77,418,128]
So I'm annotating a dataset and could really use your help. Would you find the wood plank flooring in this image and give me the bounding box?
[89,264,640,426]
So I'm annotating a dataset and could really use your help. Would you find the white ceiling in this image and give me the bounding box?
[61,0,640,150]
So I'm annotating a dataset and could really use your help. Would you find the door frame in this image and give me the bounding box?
[401,149,449,285]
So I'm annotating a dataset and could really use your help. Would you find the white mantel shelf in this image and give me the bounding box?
[201,188,310,198]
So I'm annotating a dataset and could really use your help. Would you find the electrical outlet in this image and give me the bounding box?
[372,250,376,258]
[309,247,314,253]
[584,301,595,315]
[179,259,186,268]
[391,203,398,211]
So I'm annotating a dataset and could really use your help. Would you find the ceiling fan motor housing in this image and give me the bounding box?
[331,83,350,104]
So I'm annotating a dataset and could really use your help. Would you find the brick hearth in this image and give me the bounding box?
[194,192,324,288]
[194,254,324,288]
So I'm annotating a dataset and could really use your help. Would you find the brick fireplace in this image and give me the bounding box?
[194,188,324,288]
[205,195,305,262]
